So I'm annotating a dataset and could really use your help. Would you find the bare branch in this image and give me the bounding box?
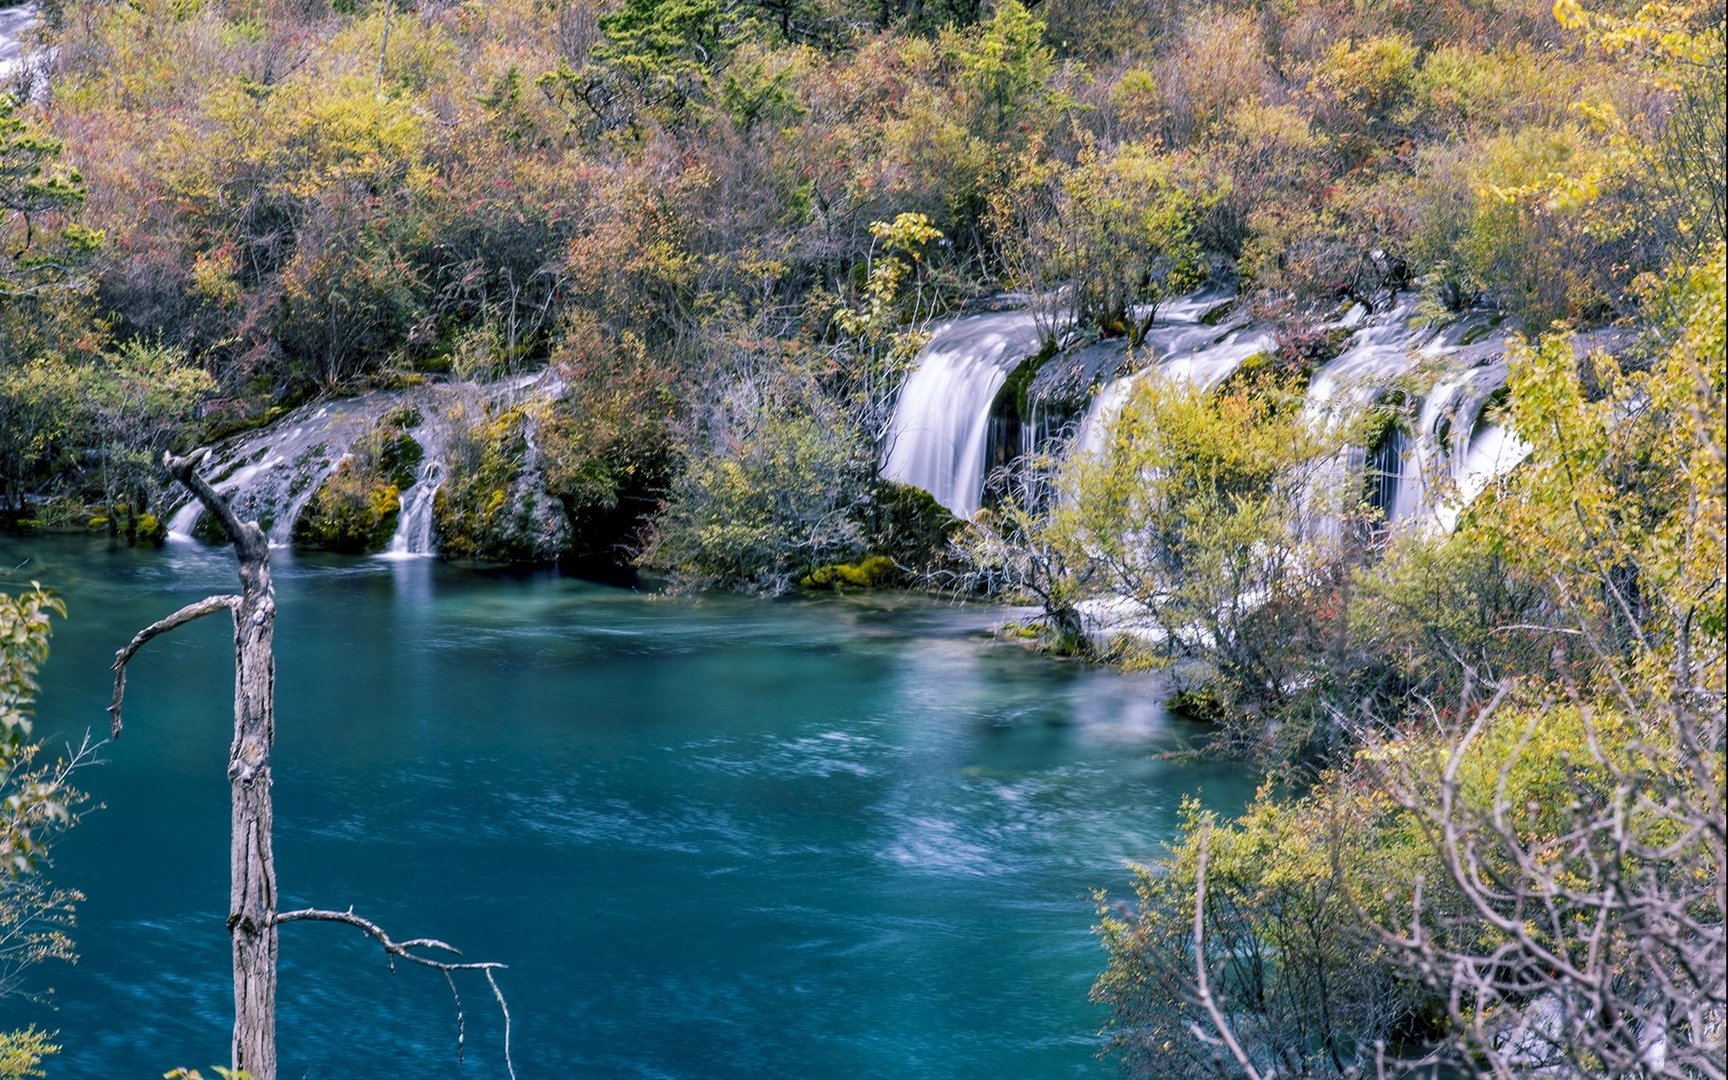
[109,594,240,738]
[163,448,266,557]
[274,907,516,1080]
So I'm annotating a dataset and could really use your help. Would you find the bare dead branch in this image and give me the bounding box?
[109,594,239,738]
[164,448,266,556]
[1191,821,1266,1080]
[274,907,516,1080]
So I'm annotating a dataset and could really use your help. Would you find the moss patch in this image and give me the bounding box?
[291,411,426,554]
[801,553,899,590]
[292,460,401,553]
[1167,686,1230,723]
[864,481,963,573]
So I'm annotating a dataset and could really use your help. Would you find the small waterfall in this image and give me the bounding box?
[167,371,562,552]
[0,5,35,80]
[383,460,444,559]
[880,310,1047,518]
[1365,425,1406,522]
[166,392,421,546]
[381,412,453,558]
[1435,422,1532,531]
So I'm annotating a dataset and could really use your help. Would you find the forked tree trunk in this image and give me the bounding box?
[110,449,515,1080]
[110,448,281,1080]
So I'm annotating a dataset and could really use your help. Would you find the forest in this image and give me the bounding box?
[0,0,1723,1075]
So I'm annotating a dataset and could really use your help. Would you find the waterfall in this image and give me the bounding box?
[1069,300,1551,537]
[879,310,1046,518]
[382,460,444,559]
[381,412,453,558]
[0,5,35,80]
[166,392,419,546]
[1435,422,1532,531]
[166,370,562,553]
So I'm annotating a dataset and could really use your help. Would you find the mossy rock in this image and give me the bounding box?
[866,481,962,572]
[1167,686,1230,723]
[1459,322,1495,347]
[191,507,227,545]
[378,430,424,490]
[802,554,899,590]
[135,513,168,545]
[1272,325,1353,376]
[383,404,422,430]
[292,461,401,554]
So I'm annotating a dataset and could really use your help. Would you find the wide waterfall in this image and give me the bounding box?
[882,288,1566,534]
[879,310,1048,518]
[165,392,411,546]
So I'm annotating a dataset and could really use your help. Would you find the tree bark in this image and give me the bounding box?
[175,449,281,1080]
[113,448,281,1080]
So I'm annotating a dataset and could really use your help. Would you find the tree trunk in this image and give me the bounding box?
[225,510,278,1080]
[110,449,282,1080]
[111,448,512,1080]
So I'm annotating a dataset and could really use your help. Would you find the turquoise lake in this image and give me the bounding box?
[0,536,1253,1078]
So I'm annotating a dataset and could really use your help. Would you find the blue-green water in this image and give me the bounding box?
[0,536,1253,1079]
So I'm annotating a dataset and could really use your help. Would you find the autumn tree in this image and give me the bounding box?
[0,94,96,304]
[1096,242,1726,1080]
[0,586,94,1079]
[79,340,215,540]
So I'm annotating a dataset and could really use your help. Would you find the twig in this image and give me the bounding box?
[1192,820,1265,1080]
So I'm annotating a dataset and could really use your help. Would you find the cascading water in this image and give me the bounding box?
[882,286,1563,539]
[169,370,562,554]
[383,460,444,558]
[0,4,35,79]
[166,393,407,545]
[879,310,1047,518]
[382,409,456,559]
[1437,422,1531,531]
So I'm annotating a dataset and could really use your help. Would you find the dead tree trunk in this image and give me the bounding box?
[109,447,279,1076]
[110,448,514,1080]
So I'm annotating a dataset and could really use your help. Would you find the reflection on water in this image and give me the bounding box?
[0,535,1254,1079]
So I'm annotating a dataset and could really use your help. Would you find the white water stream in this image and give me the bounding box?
[882,290,1545,534]
[0,4,35,80]
[879,310,1047,517]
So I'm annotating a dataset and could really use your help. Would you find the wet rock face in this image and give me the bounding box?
[169,374,569,562]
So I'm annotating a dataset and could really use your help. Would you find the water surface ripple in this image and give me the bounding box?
[0,537,1252,1078]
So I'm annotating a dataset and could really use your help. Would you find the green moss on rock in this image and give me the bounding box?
[802,553,899,590]
[292,460,401,554]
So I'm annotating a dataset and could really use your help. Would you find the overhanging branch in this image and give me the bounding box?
[274,906,516,1079]
[110,594,240,738]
